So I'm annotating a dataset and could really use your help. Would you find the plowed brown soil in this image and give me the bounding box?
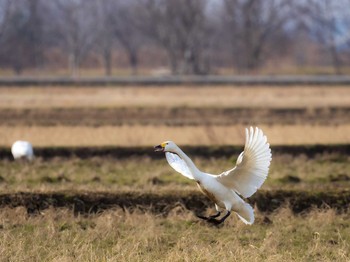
[1,190,349,216]
[0,107,349,126]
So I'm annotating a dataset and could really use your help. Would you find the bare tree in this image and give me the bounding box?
[53,0,98,77]
[0,0,44,74]
[96,0,116,76]
[138,0,212,74]
[113,0,143,75]
[344,1,350,65]
[96,0,145,76]
[27,0,44,69]
[0,0,11,41]
[303,0,350,74]
[222,0,292,72]
[1,0,350,76]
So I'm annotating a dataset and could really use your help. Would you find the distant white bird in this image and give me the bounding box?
[154,127,272,225]
[11,141,35,161]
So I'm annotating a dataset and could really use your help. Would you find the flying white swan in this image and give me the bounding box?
[11,140,35,161]
[154,127,272,225]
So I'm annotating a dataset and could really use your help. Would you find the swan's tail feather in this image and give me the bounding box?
[235,202,255,225]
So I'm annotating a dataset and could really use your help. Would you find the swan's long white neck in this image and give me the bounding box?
[173,145,202,179]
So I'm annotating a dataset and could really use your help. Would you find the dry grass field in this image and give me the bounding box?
[0,85,349,146]
[0,152,349,193]
[0,207,349,261]
[0,84,349,261]
[0,150,349,261]
[0,124,350,147]
[0,85,349,109]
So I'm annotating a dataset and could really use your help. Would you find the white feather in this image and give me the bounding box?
[235,202,255,225]
[165,152,194,180]
[216,127,272,198]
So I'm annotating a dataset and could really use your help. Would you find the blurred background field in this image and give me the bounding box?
[0,85,349,146]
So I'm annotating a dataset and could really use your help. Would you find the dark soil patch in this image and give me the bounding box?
[0,144,349,160]
[0,190,349,216]
[0,107,349,126]
[279,175,302,184]
[329,173,350,182]
[40,174,71,183]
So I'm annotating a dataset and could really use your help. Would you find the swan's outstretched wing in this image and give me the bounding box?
[165,152,194,180]
[216,127,272,198]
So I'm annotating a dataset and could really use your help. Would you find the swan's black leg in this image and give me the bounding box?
[196,211,221,220]
[196,214,209,220]
[207,210,231,225]
[218,210,231,223]
[209,211,221,218]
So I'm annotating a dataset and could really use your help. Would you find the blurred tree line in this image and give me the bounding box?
[0,0,349,76]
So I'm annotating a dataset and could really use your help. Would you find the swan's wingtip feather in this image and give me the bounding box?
[236,203,255,225]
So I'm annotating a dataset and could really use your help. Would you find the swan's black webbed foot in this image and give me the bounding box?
[196,215,221,225]
[196,211,231,225]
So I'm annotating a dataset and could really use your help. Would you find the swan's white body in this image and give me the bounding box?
[155,127,272,225]
[11,141,34,161]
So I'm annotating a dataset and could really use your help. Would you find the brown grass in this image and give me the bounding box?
[0,148,348,193]
[0,124,349,147]
[0,206,349,261]
[0,84,349,261]
[0,85,349,109]
[1,85,348,146]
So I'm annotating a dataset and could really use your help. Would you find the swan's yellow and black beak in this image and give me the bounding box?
[154,142,166,152]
